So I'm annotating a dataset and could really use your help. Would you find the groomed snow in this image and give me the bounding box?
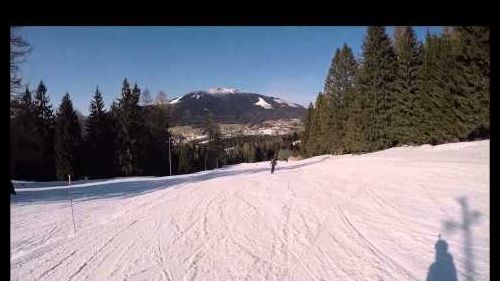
[255,97,273,109]
[10,140,489,281]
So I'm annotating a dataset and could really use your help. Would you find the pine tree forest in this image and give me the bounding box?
[301,26,489,157]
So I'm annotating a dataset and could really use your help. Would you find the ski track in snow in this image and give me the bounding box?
[10,140,489,281]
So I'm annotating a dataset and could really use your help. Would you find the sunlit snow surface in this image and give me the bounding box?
[10,140,489,281]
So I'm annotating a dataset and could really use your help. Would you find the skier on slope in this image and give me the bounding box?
[270,155,277,174]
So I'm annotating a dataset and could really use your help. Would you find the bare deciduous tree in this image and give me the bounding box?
[154,90,168,105]
[141,88,153,106]
[10,27,32,96]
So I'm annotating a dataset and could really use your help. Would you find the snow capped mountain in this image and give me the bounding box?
[168,88,305,125]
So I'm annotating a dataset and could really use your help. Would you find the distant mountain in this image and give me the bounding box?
[169,88,306,125]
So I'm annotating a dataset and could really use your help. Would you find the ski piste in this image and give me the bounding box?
[10,140,489,280]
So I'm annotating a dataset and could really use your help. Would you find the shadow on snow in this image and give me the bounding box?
[427,196,482,281]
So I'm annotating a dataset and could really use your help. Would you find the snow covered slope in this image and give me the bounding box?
[10,140,489,281]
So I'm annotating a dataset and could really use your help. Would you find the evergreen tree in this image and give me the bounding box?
[358,26,398,151]
[142,95,170,176]
[34,81,55,129]
[75,110,87,138]
[454,26,490,139]
[316,92,331,154]
[393,26,425,144]
[323,44,359,153]
[301,102,314,156]
[419,32,460,144]
[54,93,82,180]
[324,45,358,102]
[84,87,116,178]
[304,93,324,156]
[343,85,364,153]
[313,93,326,155]
[109,100,122,174]
[33,81,56,179]
[19,86,35,116]
[10,86,42,179]
[324,48,342,98]
[115,79,146,176]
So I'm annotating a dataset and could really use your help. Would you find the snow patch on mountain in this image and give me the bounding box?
[207,87,239,95]
[274,97,301,108]
[170,95,183,104]
[255,97,273,109]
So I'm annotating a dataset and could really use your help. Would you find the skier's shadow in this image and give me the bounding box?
[426,237,458,281]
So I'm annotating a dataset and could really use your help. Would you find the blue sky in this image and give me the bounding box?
[17,26,442,115]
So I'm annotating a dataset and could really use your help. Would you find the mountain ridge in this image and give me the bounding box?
[169,88,306,125]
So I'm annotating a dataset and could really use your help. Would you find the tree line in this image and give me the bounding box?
[10,79,169,180]
[301,26,489,157]
[10,79,298,181]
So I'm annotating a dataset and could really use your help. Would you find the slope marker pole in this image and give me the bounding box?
[68,174,76,235]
